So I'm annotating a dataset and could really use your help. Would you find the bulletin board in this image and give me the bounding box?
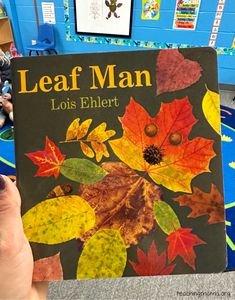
[64,0,235,56]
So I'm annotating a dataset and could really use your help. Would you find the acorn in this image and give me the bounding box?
[169,132,182,145]
[144,123,158,137]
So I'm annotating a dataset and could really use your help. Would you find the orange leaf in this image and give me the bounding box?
[166,228,206,270]
[110,97,216,193]
[25,137,65,179]
[33,253,63,281]
[129,241,176,276]
[156,49,202,95]
[174,184,225,224]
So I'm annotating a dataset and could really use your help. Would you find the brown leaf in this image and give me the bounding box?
[78,162,161,247]
[156,49,202,95]
[174,184,225,224]
[33,253,63,281]
[47,184,73,198]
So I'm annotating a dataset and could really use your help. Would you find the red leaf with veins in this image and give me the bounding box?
[166,228,206,270]
[156,49,202,95]
[129,241,176,276]
[26,136,65,178]
[33,253,63,281]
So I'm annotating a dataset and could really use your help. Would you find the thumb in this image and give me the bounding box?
[0,175,33,299]
[0,174,25,254]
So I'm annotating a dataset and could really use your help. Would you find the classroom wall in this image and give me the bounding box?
[3,0,235,85]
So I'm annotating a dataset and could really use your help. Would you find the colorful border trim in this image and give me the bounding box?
[64,0,235,56]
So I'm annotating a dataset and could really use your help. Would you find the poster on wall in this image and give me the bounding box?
[173,0,201,30]
[141,0,161,20]
[74,0,133,37]
[42,2,56,24]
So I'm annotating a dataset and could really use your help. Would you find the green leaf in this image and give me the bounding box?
[77,229,127,279]
[60,158,108,184]
[153,200,181,235]
[22,195,96,244]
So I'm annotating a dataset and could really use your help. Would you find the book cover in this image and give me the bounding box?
[12,48,227,280]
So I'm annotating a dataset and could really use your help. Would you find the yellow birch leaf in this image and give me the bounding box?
[22,195,96,244]
[87,122,116,143]
[77,119,92,139]
[202,88,221,134]
[80,141,95,158]
[91,141,109,162]
[66,118,80,141]
[77,229,127,279]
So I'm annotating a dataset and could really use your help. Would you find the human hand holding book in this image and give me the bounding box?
[0,175,48,300]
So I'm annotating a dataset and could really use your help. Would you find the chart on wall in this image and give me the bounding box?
[74,0,133,37]
[173,0,201,30]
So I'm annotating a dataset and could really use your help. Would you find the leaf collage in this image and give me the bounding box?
[24,49,225,280]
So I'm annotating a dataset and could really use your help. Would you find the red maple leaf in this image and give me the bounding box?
[166,228,206,270]
[129,241,176,276]
[26,136,65,179]
[156,49,202,95]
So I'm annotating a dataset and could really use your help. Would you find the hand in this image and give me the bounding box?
[2,99,13,114]
[3,93,12,101]
[0,175,48,300]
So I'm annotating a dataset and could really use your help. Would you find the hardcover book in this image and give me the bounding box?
[12,48,227,280]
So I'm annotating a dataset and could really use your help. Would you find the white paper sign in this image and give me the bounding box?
[42,2,56,24]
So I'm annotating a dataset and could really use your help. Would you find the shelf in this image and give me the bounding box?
[0,40,13,45]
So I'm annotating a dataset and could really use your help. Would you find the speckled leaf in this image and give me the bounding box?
[66,118,92,141]
[60,158,108,184]
[66,118,80,141]
[22,195,96,244]
[80,141,95,158]
[77,229,127,279]
[154,200,181,235]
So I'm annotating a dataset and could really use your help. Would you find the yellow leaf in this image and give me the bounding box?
[66,118,80,141]
[22,195,96,244]
[77,229,127,279]
[66,118,92,141]
[80,141,94,158]
[87,122,116,143]
[91,141,109,162]
[202,88,221,134]
[77,119,92,139]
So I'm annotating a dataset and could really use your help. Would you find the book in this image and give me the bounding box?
[12,48,227,280]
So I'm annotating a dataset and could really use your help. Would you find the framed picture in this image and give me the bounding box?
[74,0,133,37]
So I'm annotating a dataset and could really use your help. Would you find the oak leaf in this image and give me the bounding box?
[109,97,215,193]
[174,184,225,224]
[25,137,65,179]
[33,253,63,281]
[129,241,176,276]
[79,162,161,247]
[156,49,202,95]
[166,228,206,270]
